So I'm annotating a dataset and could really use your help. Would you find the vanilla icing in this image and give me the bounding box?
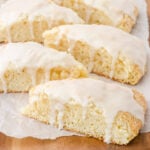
[0,0,83,42]
[0,42,85,92]
[44,24,147,77]
[29,78,145,143]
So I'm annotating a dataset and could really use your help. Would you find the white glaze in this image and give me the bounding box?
[0,0,83,42]
[85,7,92,23]
[6,26,12,42]
[82,106,87,120]
[87,48,95,73]
[29,78,145,143]
[74,0,79,9]
[0,42,85,92]
[44,68,51,83]
[45,24,147,76]
[27,68,37,86]
[57,109,64,129]
[54,30,65,45]
[67,40,76,53]
[29,21,34,40]
[109,50,120,78]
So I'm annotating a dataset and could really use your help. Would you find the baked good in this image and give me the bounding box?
[0,0,84,43]
[43,24,147,85]
[50,0,138,32]
[22,78,147,145]
[0,42,87,92]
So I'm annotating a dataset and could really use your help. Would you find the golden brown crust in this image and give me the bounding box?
[117,7,139,32]
[93,64,143,85]
[133,89,147,112]
[111,111,142,145]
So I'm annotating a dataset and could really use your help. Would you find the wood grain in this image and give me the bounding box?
[148,0,150,18]
[0,1,150,150]
[0,132,150,150]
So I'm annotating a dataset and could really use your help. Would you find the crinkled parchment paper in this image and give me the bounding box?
[0,0,149,139]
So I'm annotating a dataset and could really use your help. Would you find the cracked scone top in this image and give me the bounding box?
[0,0,84,43]
[22,78,147,145]
[44,24,147,85]
[0,42,87,92]
[50,0,138,32]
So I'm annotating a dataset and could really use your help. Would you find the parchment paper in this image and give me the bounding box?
[0,0,149,139]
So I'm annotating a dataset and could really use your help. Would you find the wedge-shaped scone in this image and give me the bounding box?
[0,42,87,92]
[43,25,147,85]
[0,0,84,43]
[22,78,147,145]
[50,0,138,32]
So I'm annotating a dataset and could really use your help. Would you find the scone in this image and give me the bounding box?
[0,42,87,92]
[22,78,147,145]
[50,0,138,32]
[43,24,147,85]
[0,0,84,43]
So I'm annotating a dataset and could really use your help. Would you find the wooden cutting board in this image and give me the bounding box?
[0,1,150,150]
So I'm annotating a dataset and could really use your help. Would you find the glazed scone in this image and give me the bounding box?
[0,0,84,43]
[50,0,138,32]
[0,42,87,92]
[43,24,147,85]
[22,78,147,145]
